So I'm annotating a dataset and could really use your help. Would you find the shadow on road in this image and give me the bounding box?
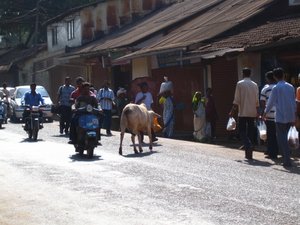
[69,154,102,162]
[124,150,158,158]
[20,138,45,143]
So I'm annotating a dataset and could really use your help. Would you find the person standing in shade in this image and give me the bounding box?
[192,91,206,142]
[229,68,259,160]
[264,68,296,167]
[57,77,75,135]
[97,80,115,136]
[260,71,278,159]
[205,88,218,142]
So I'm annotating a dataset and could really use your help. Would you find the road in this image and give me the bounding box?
[0,121,299,225]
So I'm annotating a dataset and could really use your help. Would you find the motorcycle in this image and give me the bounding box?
[23,105,44,141]
[0,100,6,128]
[74,104,101,158]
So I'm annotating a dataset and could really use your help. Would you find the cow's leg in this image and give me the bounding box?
[137,132,143,153]
[131,134,138,154]
[147,126,153,151]
[119,131,124,155]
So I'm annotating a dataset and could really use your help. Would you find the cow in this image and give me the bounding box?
[119,103,160,155]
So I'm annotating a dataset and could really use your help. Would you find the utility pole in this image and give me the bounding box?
[32,0,41,83]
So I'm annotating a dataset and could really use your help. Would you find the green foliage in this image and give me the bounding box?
[0,0,96,46]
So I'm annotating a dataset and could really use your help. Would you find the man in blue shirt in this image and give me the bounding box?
[264,68,296,167]
[22,83,45,130]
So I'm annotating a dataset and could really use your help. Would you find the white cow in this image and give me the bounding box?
[119,103,160,155]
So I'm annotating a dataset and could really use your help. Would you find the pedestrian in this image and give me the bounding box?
[135,82,158,142]
[192,91,206,142]
[295,73,300,139]
[205,88,218,142]
[264,68,296,167]
[260,71,278,159]
[115,87,130,117]
[229,67,259,160]
[97,80,115,136]
[57,77,75,135]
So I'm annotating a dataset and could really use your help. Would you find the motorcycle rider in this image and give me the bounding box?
[22,83,45,130]
[1,82,10,121]
[69,82,99,145]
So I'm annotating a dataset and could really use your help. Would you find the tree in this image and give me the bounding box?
[0,0,96,47]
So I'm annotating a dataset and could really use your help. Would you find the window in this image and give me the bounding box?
[67,19,75,40]
[51,27,58,46]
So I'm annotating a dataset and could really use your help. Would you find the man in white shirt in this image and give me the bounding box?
[229,68,259,160]
[135,82,158,142]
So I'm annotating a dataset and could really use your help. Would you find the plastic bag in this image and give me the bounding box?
[288,126,299,150]
[153,117,162,133]
[257,120,267,141]
[226,117,236,131]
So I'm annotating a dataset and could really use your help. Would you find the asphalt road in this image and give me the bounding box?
[0,121,299,225]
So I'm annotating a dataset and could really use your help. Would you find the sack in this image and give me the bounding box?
[257,120,267,141]
[288,126,299,150]
[51,104,60,114]
[226,117,236,131]
[153,117,162,133]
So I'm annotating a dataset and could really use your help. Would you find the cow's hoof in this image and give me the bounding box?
[119,148,123,155]
[149,145,153,150]
[139,149,143,153]
[134,149,139,154]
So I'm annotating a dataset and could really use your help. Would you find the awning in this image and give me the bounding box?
[0,63,12,73]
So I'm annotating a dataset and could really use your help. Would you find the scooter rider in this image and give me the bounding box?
[22,83,45,130]
[69,82,98,144]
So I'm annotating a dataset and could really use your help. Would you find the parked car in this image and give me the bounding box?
[10,85,53,122]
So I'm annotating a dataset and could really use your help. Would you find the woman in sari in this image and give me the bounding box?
[192,91,206,142]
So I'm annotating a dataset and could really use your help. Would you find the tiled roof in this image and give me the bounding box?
[112,0,274,61]
[67,0,222,56]
[197,14,300,53]
[0,45,46,67]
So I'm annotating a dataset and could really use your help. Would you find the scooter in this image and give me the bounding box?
[0,100,6,128]
[74,104,101,158]
[23,105,44,141]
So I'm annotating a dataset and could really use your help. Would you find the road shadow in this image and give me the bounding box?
[51,134,69,138]
[20,138,45,143]
[235,159,273,167]
[69,154,102,162]
[123,150,158,158]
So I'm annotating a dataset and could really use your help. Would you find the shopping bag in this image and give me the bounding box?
[257,120,267,141]
[288,126,299,150]
[226,117,236,131]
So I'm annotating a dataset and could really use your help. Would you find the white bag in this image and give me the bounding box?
[288,126,299,150]
[257,120,267,141]
[226,117,236,131]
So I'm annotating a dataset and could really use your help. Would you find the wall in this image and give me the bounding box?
[47,15,82,53]
[237,53,261,84]
[132,57,151,79]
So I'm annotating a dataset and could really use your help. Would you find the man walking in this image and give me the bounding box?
[57,77,75,135]
[260,71,278,159]
[97,80,115,136]
[264,68,296,167]
[229,68,259,160]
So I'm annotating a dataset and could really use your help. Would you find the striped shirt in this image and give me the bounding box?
[260,84,276,121]
[97,88,115,110]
